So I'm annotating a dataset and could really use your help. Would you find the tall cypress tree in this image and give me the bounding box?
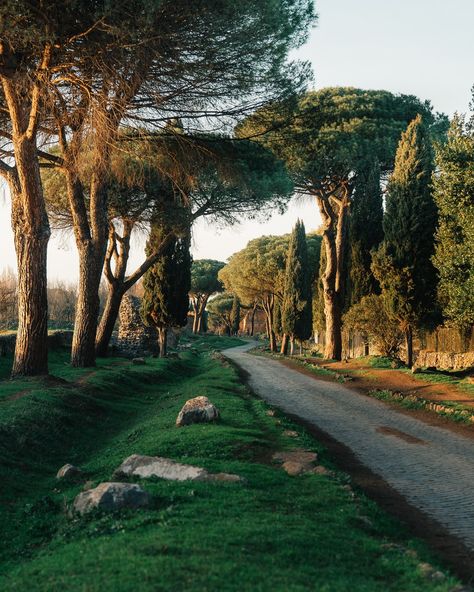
[230,295,241,335]
[372,115,438,366]
[347,159,384,306]
[141,217,192,357]
[281,220,312,355]
[432,116,474,331]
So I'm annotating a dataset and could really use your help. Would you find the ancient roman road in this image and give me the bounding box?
[223,343,474,552]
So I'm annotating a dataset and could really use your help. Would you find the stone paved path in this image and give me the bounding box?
[224,343,474,551]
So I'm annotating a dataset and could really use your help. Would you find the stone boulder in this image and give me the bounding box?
[115,454,208,481]
[132,357,146,365]
[273,449,318,476]
[73,482,150,515]
[176,396,219,427]
[56,464,84,481]
[114,454,244,483]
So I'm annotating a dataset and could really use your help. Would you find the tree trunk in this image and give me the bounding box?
[405,326,413,368]
[95,283,124,357]
[71,243,104,367]
[280,333,289,355]
[158,327,168,358]
[69,174,109,367]
[289,336,295,356]
[1,44,52,377]
[250,306,256,336]
[314,187,350,361]
[11,188,50,377]
[9,146,50,377]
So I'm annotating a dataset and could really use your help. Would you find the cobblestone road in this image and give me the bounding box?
[224,343,474,551]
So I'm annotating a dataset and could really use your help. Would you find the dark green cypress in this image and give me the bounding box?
[281,220,312,354]
[347,159,384,306]
[230,295,241,335]
[141,216,192,357]
[372,115,438,366]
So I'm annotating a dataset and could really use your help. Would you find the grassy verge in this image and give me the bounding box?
[0,337,460,591]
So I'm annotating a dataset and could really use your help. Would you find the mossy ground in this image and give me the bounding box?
[0,337,460,591]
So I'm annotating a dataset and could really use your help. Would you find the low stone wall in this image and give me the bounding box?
[414,350,474,371]
[0,330,74,357]
[0,333,16,356]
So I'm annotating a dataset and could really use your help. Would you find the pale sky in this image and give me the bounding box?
[1,0,473,282]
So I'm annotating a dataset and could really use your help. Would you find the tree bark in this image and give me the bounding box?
[250,304,256,336]
[280,333,289,355]
[95,283,124,357]
[405,325,413,368]
[11,175,50,377]
[289,335,295,356]
[313,184,351,361]
[1,51,52,376]
[158,327,168,358]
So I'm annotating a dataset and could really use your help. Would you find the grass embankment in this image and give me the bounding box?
[0,337,459,591]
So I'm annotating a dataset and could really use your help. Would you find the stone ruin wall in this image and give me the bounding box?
[114,295,159,357]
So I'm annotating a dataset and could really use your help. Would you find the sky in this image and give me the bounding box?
[1,0,473,282]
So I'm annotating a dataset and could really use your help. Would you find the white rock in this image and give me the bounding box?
[56,464,84,480]
[73,482,150,515]
[176,396,220,427]
[115,454,209,481]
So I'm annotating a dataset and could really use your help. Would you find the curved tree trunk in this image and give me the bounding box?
[1,63,52,377]
[314,186,351,361]
[95,284,124,357]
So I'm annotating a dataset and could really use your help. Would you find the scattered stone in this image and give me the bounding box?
[132,357,146,365]
[266,409,276,417]
[115,454,207,481]
[281,461,306,476]
[202,472,245,483]
[56,464,84,481]
[73,482,150,515]
[273,450,318,464]
[114,454,244,484]
[283,429,299,438]
[273,449,318,476]
[176,396,220,427]
[418,562,446,582]
[310,465,331,476]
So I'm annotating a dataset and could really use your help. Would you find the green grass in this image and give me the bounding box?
[0,337,459,591]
